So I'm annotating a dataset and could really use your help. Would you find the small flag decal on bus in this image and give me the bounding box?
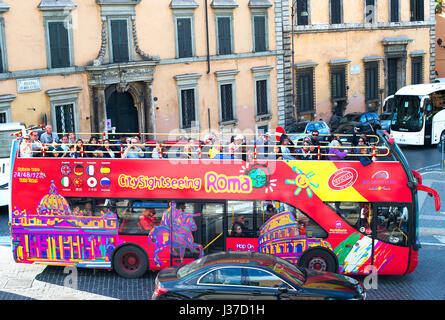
[87,177,97,188]
[86,165,95,176]
[60,165,71,176]
[74,165,84,176]
[100,166,111,175]
[61,176,70,188]
[73,177,83,188]
[100,177,111,188]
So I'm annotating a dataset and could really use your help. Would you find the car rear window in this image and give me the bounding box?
[177,256,208,279]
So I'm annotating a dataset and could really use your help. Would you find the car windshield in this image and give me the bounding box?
[335,124,354,134]
[177,256,208,279]
[340,114,360,123]
[390,95,423,132]
[287,122,307,133]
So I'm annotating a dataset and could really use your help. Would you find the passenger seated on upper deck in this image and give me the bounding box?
[276,134,296,160]
[296,139,314,160]
[353,135,376,166]
[122,137,144,158]
[327,137,348,161]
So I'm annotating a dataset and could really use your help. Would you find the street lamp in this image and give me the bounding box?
[291,0,297,124]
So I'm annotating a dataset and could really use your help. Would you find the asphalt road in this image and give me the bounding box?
[1,146,445,300]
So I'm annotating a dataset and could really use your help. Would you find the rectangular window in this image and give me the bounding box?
[217,16,232,55]
[256,79,268,116]
[0,112,6,124]
[297,69,314,112]
[253,15,267,52]
[390,0,400,22]
[55,103,75,134]
[220,83,234,122]
[365,62,379,101]
[177,18,193,58]
[412,57,423,85]
[331,66,346,99]
[410,0,424,21]
[48,21,70,68]
[111,19,129,63]
[181,88,196,129]
[330,0,342,24]
[296,0,309,25]
[0,40,3,73]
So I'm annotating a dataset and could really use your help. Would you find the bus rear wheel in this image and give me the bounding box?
[298,248,338,273]
[113,245,148,278]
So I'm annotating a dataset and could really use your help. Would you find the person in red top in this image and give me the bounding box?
[138,209,157,232]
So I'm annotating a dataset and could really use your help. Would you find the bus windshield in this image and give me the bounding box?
[0,129,20,158]
[391,95,423,132]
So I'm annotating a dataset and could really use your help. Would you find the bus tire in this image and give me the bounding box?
[113,245,148,279]
[298,248,339,273]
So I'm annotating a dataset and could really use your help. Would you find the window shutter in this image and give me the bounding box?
[296,0,309,25]
[365,62,378,101]
[254,16,266,52]
[49,21,70,68]
[256,80,268,116]
[390,0,399,22]
[177,18,192,58]
[220,84,234,122]
[0,40,3,73]
[330,0,341,24]
[297,69,314,112]
[181,89,195,129]
[218,17,231,55]
[111,20,129,63]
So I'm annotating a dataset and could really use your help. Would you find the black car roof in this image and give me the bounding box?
[197,251,279,267]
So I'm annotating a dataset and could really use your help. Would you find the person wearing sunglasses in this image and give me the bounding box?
[353,135,376,166]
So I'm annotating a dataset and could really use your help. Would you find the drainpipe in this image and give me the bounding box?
[205,0,210,74]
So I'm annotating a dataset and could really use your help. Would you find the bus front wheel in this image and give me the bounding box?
[113,245,148,278]
[298,248,338,273]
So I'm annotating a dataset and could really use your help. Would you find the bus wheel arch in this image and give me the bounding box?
[297,247,339,273]
[112,243,149,278]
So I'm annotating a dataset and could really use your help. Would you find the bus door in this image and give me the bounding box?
[422,97,433,145]
[170,201,225,266]
[372,203,410,273]
[195,202,225,255]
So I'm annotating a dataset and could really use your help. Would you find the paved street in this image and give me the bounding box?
[1,145,445,300]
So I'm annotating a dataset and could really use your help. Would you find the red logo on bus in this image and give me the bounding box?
[328,168,358,191]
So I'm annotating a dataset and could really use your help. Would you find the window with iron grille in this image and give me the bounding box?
[331,66,346,100]
[177,17,193,58]
[181,88,196,129]
[297,68,314,113]
[253,15,267,52]
[365,62,379,101]
[48,21,70,68]
[330,0,342,24]
[220,83,234,122]
[410,0,424,21]
[55,103,75,134]
[296,0,309,26]
[365,0,375,23]
[256,79,268,116]
[411,56,423,85]
[110,19,129,63]
[390,0,400,22]
[217,16,232,55]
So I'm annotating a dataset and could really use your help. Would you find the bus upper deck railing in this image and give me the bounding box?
[14,129,392,161]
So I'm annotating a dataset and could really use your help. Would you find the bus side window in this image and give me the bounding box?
[227,201,254,237]
[325,202,361,230]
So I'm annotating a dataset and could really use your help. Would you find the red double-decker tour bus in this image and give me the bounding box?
[8,129,440,278]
